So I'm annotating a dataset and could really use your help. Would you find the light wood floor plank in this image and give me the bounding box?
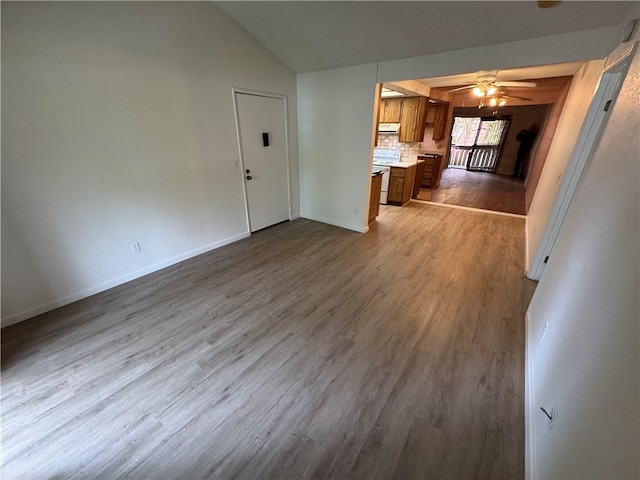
[2,203,536,479]
[418,168,526,215]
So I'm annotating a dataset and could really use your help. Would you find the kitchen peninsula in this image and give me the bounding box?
[388,161,420,205]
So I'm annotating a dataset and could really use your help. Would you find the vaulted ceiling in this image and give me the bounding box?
[214,1,634,73]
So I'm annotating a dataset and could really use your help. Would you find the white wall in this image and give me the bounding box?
[297,63,378,232]
[526,44,639,479]
[1,2,299,325]
[525,60,604,269]
[377,27,619,84]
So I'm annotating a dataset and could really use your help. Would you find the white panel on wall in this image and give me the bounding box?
[297,63,378,233]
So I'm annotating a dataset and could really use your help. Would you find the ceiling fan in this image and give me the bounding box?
[447,71,537,97]
[469,90,535,109]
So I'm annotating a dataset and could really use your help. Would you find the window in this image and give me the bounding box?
[449,116,510,172]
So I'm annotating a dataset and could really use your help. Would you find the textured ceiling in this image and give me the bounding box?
[214,1,633,73]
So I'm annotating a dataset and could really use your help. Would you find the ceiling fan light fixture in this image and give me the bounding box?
[472,86,484,97]
[489,97,497,107]
[499,98,507,107]
[486,86,497,96]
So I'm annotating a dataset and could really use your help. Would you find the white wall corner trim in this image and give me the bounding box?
[1,231,251,328]
[525,310,536,480]
[524,216,530,274]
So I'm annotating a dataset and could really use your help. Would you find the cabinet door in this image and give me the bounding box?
[413,161,425,198]
[380,98,402,123]
[432,103,449,140]
[425,105,436,124]
[419,156,433,188]
[388,172,405,204]
[369,174,382,223]
[399,97,428,143]
[401,164,417,203]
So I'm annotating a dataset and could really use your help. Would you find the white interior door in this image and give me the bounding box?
[526,47,634,280]
[235,93,290,232]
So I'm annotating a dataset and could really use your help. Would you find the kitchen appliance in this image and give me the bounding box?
[378,123,401,134]
[373,148,401,204]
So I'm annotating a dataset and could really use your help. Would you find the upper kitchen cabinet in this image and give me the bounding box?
[426,102,450,140]
[379,98,402,123]
[432,102,449,140]
[399,96,428,143]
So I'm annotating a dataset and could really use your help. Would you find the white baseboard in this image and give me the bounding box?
[525,310,536,480]
[1,231,251,328]
[290,213,301,220]
[300,212,367,233]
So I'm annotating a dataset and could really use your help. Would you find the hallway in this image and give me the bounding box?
[417,168,526,215]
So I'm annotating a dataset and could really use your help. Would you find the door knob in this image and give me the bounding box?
[246,175,253,180]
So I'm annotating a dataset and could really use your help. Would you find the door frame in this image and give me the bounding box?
[232,88,292,234]
[526,43,636,280]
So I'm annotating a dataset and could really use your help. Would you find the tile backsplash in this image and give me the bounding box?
[378,134,420,159]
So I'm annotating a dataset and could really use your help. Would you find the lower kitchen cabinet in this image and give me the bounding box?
[413,160,426,198]
[387,164,417,205]
[369,172,383,224]
[418,154,442,188]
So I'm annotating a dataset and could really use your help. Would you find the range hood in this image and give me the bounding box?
[378,123,401,134]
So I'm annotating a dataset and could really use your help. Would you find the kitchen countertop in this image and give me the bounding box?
[374,159,420,168]
[389,161,416,168]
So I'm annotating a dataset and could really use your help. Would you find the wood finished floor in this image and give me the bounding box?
[418,169,526,215]
[1,203,536,479]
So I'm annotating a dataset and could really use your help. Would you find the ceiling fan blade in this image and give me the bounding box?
[503,95,533,101]
[446,85,476,93]
[494,81,537,88]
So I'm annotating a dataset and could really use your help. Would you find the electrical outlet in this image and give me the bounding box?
[130,242,142,254]
[540,322,549,342]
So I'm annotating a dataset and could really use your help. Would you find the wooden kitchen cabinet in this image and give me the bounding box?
[379,98,402,123]
[387,164,417,205]
[425,102,450,141]
[412,160,426,198]
[369,172,383,224]
[399,97,428,143]
[432,103,449,140]
[418,154,442,188]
